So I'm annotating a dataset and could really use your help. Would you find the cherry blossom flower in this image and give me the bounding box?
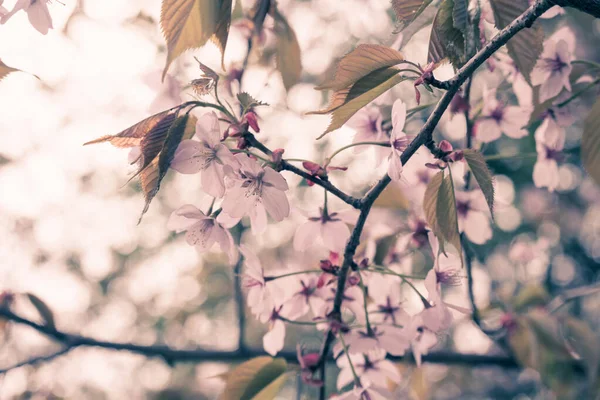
[280,275,326,320]
[476,86,530,143]
[171,112,238,198]
[332,384,392,400]
[319,285,366,324]
[240,246,276,322]
[336,349,401,390]
[1,0,53,34]
[533,129,564,192]
[167,204,237,264]
[335,324,411,357]
[403,314,438,367]
[455,190,493,245]
[293,208,357,253]
[142,71,182,114]
[263,306,286,356]
[221,153,290,234]
[387,100,410,182]
[346,106,388,164]
[531,37,573,103]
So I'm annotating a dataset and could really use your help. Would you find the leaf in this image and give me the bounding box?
[436,170,461,256]
[315,44,405,91]
[582,97,600,186]
[509,318,538,369]
[391,0,434,31]
[219,357,288,400]
[373,234,397,266]
[140,114,191,218]
[463,149,495,217]
[0,59,20,82]
[452,0,469,33]
[251,372,289,400]
[561,317,600,383]
[83,110,176,149]
[160,0,223,80]
[310,67,409,138]
[488,0,543,84]
[237,92,269,112]
[428,0,466,68]
[271,5,302,91]
[25,293,55,329]
[423,170,462,259]
[210,0,233,70]
[512,285,550,312]
[373,183,409,209]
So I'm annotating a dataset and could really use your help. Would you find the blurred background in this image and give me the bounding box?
[1,0,600,398]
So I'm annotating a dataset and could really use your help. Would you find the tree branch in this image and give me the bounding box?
[0,307,531,373]
[314,0,556,387]
[243,132,362,208]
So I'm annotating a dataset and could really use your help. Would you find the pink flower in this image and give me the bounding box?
[263,307,286,356]
[280,275,326,320]
[1,0,53,34]
[455,190,493,245]
[531,38,573,103]
[240,246,276,322]
[167,205,237,264]
[221,154,290,234]
[319,285,366,324]
[332,384,392,400]
[293,208,357,253]
[387,100,410,182]
[335,325,411,357]
[476,86,530,143]
[403,314,438,367]
[347,106,388,164]
[143,71,182,114]
[533,129,564,192]
[529,0,564,19]
[336,349,401,390]
[171,112,238,198]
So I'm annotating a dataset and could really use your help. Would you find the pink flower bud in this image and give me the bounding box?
[347,274,360,286]
[451,150,464,162]
[272,148,285,163]
[438,140,453,153]
[244,110,260,133]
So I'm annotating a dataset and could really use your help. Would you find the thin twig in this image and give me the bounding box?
[0,347,71,374]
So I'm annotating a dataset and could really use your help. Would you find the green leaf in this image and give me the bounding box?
[25,293,55,329]
[462,149,495,217]
[373,234,398,265]
[512,285,550,312]
[452,0,469,33]
[428,0,466,68]
[315,44,405,91]
[509,318,538,369]
[436,170,461,256]
[237,92,269,112]
[161,0,232,79]
[391,0,434,31]
[310,67,409,138]
[561,317,600,384]
[372,183,409,209]
[582,97,600,186]
[423,171,444,241]
[219,357,288,400]
[271,5,302,91]
[488,0,543,84]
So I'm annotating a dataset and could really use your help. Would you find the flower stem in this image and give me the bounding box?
[357,270,372,334]
[365,267,426,280]
[231,149,273,164]
[557,78,600,108]
[572,59,600,71]
[484,152,537,161]
[263,270,322,281]
[338,333,361,386]
[325,141,390,167]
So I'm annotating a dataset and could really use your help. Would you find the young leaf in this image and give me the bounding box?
[0,59,20,82]
[582,97,600,186]
[423,171,444,238]
[160,0,228,80]
[428,0,466,68]
[83,110,176,148]
[372,183,409,210]
[271,5,302,91]
[25,293,55,330]
[562,317,600,384]
[452,0,469,33]
[315,44,405,91]
[436,171,461,255]
[211,0,233,70]
[219,357,287,400]
[310,67,409,138]
[250,372,289,400]
[463,149,495,217]
[140,114,191,218]
[391,0,434,31]
[373,234,398,266]
[488,0,543,84]
[237,92,269,112]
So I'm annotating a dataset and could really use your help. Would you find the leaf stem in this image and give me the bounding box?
[338,333,361,387]
[325,141,390,167]
[557,78,600,108]
[263,270,322,281]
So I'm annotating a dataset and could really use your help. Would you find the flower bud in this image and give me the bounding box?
[438,140,453,153]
